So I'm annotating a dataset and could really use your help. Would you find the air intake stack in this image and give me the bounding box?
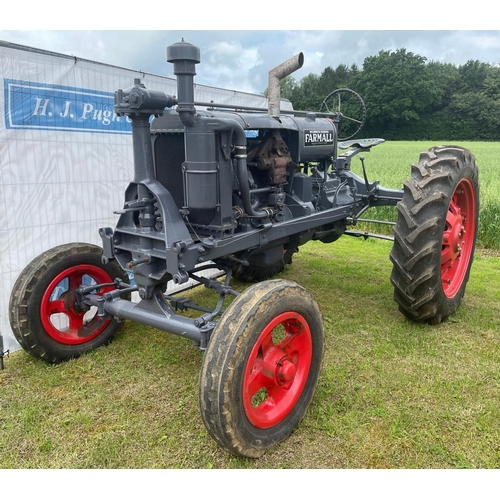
[167,40,200,128]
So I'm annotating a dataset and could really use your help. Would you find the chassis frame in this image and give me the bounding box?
[87,137,403,349]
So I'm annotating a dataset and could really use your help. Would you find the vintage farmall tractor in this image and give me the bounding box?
[9,41,479,458]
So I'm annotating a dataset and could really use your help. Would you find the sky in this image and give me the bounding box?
[1,30,500,95]
[1,3,498,96]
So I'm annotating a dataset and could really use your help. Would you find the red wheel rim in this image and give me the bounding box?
[243,312,313,429]
[441,178,477,298]
[40,265,114,345]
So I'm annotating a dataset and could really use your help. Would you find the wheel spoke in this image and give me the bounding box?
[45,299,66,315]
[246,357,273,397]
[342,115,363,124]
[259,333,275,356]
[441,245,453,268]
[447,203,459,224]
[278,332,300,357]
[68,313,84,333]
[277,320,306,354]
[66,269,85,290]
[267,383,290,402]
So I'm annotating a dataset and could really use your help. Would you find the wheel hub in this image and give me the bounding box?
[40,264,114,344]
[243,312,313,428]
[444,208,465,263]
[441,179,476,298]
[276,359,296,385]
[55,290,84,316]
[261,345,297,386]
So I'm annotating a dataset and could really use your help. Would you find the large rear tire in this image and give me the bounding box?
[199,279,324,457]
[390,146,479,324]
[9,243,130,363]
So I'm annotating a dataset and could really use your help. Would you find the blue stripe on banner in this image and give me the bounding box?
[4,79,133,134]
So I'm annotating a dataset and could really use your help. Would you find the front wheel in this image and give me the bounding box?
[390,146,479,324]
[199,279,324,458]
[9,243,130,363]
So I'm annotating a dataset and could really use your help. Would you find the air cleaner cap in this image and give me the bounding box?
[167,39,201,65]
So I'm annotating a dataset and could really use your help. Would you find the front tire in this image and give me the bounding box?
[199,279,324,458]
[390,146,479,324]
[9,243,130,363]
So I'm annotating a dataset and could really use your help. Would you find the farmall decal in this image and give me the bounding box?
[4,79,132,134]
[304,129,334,147]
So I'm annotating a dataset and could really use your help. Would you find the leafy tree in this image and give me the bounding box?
[458,60,490,90]
[318,64,353,98]
[445,62,500,140]
[482,66,500,98]
[354,49,443,138]
[289,73,322,111]
[425,61,461,106]
[448,88,500,140]
[261,47,500,141]
[262,75,298,102]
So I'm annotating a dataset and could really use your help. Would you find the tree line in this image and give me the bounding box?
[272,49,500,141]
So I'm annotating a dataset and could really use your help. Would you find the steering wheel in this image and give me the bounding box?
[319,88,366,141]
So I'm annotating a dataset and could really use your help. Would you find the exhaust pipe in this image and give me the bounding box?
[268,52,304,118]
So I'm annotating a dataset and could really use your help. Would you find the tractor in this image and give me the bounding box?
[9,40,479,458]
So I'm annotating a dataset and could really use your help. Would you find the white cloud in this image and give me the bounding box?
[2,30,500,95]
[201,40,262,92]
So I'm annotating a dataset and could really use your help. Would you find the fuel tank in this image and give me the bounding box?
[151,109,337,164]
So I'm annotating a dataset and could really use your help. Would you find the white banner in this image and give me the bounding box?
[0,42,289,354]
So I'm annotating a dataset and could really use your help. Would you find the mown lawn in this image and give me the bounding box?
[2,237,499,469]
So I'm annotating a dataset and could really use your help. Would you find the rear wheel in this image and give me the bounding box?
[9,243,130,363]
[199,279,324,457]
[390,146,479,324]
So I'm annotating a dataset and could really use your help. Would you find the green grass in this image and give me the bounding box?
[348,141,500,249]
[2,140,499,469]
[2,237,500,469]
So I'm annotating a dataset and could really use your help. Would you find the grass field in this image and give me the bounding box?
[1,235,500,469]
[349,141,500,249]
[1,141,499,469]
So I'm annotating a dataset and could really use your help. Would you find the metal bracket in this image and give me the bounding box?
[344,230,394,242]
[0,349,9,371]
[99,227,115,264]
